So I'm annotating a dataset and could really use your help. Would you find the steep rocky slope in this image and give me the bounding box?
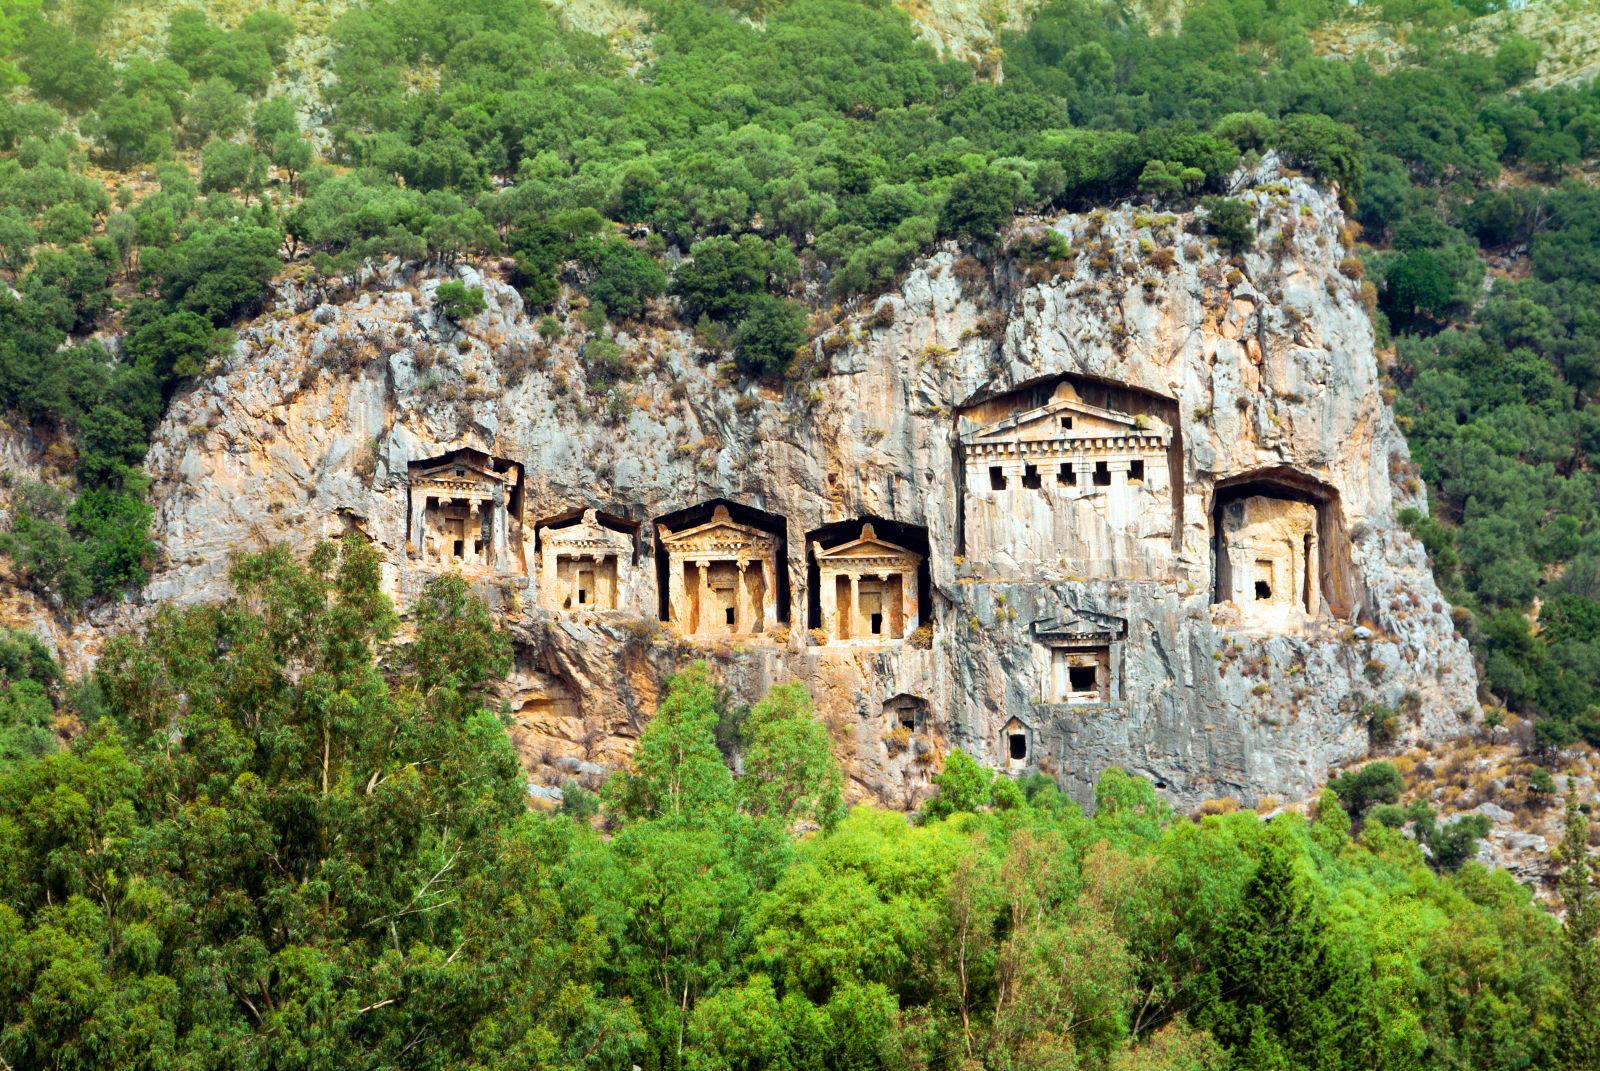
[116,162,1476,809]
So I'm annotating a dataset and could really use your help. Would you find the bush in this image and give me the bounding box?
[1330,761,1403,820]
[434,280,487,322]
[938,168,1023,244]
[731,294,806,377]
[1200,197,1255,253]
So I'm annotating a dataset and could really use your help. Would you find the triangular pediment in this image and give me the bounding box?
[410,451,514,485]
[1033,608,1127,643]
[542,509,632,549]
[661,505,777,549]
[815,524,920,563]
[965,398,1155,445]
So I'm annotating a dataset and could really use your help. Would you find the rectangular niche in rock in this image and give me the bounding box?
[1216,493,1319,629]
[958,379,1176,578]
[407,449,523,574]
[1033,609,1127,704]
[812,524,922,643]
[536,508,638,612]
[659,504,782,638]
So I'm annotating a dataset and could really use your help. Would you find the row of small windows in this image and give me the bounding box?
[988,459,1145,491]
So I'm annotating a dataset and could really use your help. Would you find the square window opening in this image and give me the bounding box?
[452,539,464,559]
[1059,416,1073,430]
[989,466,1007,491]
[1008,733,1027,760]
[1093,461,1111,487]
[1057,463,1075,486]
[1255,581,1272,600]
[1022,464,1041,489]
[1129,459,1145,483]
[1068,665,1098,692]
[725,607,737,626]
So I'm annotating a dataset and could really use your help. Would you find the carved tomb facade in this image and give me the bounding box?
[659,505,781,637]
[960,382,1173,577]
[812,524,921,643]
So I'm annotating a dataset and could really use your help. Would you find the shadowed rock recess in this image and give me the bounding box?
[138,167,1476,809]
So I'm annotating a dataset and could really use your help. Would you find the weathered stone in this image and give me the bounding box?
[106,162,1477,808]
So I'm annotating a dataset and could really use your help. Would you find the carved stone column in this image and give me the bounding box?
[761,557,777,631]
[735,560,751,634]
[541,543,559,610]
[900,568,917,636]
[490,486,510,572]
[409,491,428,555]
[848,573,860,641]
[696,561,710,636]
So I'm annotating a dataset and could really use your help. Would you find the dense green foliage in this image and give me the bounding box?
[0,541,1583,1069]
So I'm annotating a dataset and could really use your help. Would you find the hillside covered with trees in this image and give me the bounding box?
[2,0,1600,1064]
[0,0,1598,739]
[0,535,1595,1070]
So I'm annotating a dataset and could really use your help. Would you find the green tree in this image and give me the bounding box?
[1330,761,1404,821]
[938,168,1023,244]
[731,294,806,376]
[1557,788,1600,1069]
[737,682,843,830]
[921,749,993,819]
[433,279,487,322]
[606,661,735,824]
[1201,196,1256,253]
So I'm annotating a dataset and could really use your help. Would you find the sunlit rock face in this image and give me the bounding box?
[129,160,1476,810]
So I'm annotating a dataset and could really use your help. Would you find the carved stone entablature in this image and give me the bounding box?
[1033,609,1127,705]
[537,508,635,612]
[812,523,921,643]
[407,449,521,574]
[959,381,1175,576]
[659,505,781,638]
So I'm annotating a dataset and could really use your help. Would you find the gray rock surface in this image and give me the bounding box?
[127,163,1477,808]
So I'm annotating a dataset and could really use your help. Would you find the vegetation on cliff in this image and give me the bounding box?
[0,0,1594,744]
[0,542,1591,1069]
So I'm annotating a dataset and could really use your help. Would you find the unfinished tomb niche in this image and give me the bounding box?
[807,519,930,644]
[1034,610,1126,704]
[957,377,1180,577]
[536,508,640,612]
[407,449,523,574]
[656,502,787,638]
[1001,716,1033,772]
[1212,470,1356,629]
[884,694,929,733]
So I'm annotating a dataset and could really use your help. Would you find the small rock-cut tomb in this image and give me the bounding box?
[812,524,921,643]
[537,509,633,611]
[408,450,519,573]
[1034,610,1126,705]
[659,505,780,637]
[960,381,1173,575]
[1217,495,1318,628]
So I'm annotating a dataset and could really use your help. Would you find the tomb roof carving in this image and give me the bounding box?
[962,397,1171,449]
[540,509,632,554]
[813,524,921,568]
[1033,609,1128,644]
[659,505,779,557]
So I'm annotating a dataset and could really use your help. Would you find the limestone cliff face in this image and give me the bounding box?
[133,163,1477,809]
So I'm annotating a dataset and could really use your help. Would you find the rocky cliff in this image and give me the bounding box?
[117,162,1476,810]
